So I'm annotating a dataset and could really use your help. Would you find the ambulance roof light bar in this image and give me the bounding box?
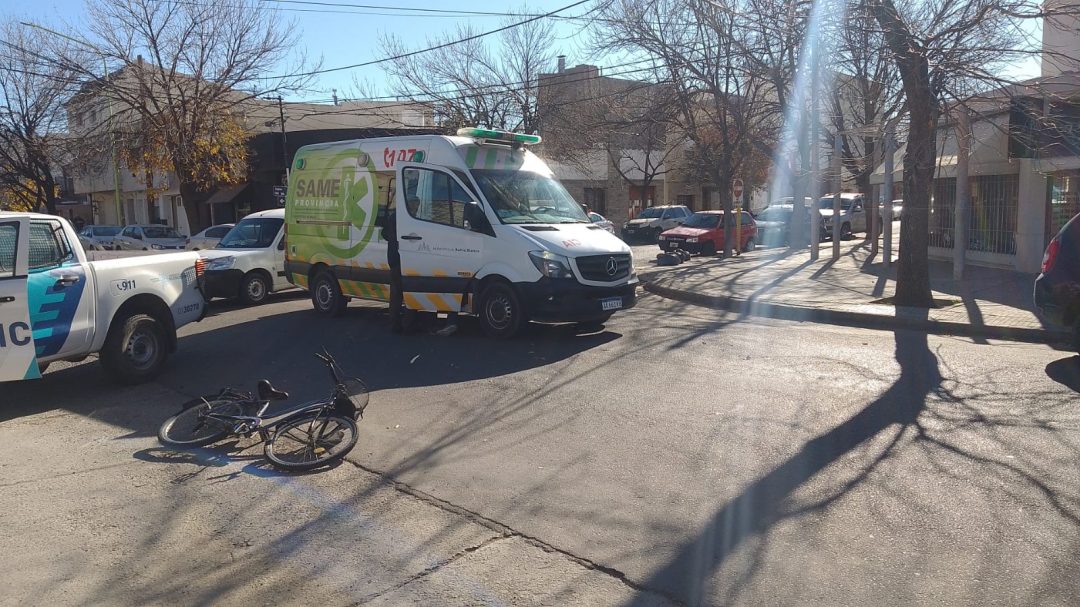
[456,127,542,146]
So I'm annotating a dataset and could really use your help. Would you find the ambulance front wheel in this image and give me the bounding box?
[479,281,525,339]
[311,270,347,317]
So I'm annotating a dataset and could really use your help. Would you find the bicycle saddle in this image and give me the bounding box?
[257,379,289,401]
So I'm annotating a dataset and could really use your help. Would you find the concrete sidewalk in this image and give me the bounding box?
[641,239,1075,344]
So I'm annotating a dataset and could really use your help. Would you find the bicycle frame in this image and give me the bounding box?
[194,351,357,441]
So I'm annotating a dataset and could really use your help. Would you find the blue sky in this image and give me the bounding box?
[3,0,596,100]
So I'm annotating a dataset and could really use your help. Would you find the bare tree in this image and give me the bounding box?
[865,0,1065,306]
[595,0,778,257]
[826,2,904,252]
[0,20,82,213]
[597,82,683,212]
[54,0,312,232]
[379,9,557,134]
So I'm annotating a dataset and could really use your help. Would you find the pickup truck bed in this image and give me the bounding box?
[1,212,206,383]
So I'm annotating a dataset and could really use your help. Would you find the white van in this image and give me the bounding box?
[285,128,637,337]
[200,209,290,305]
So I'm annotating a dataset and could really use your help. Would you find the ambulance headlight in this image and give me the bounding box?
[205,256,235,271]
[529,250,574,279]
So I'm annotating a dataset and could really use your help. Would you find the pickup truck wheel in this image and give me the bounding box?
[743,236,756,252]
[840,223,853,240]
[240,272,270,305]
[101,313,169,384]
[479,281,525,339]
[311,270,347,317]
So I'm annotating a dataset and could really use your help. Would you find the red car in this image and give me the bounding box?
[658,210,757,255]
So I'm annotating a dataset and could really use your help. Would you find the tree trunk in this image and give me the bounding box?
[895,91,936,307]
[871,0,935,307]
[179,181,206,234]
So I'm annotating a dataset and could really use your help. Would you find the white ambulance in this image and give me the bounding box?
[284,128,637,337]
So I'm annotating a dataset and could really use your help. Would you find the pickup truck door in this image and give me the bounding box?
[26,218,94,361]
[394,163,484,313]
[0,216,40,381]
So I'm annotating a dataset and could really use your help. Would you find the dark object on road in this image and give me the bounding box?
[158,351,368,471]
[676,248,692,261]
[656,252,682,266]
[1035,212,1080,351]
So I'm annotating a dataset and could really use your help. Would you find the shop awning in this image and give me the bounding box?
[205,182,252,205]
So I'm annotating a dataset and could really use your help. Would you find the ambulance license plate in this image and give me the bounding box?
[601,297,623,311]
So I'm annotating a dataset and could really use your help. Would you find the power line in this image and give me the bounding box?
[267,0,594,79]
[259,0,566,18]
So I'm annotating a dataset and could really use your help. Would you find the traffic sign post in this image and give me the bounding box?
[733,179,744,255]
[273,185,287,207]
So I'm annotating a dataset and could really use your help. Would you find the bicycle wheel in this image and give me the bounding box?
[264,414,358,471]
[158,398,244,447]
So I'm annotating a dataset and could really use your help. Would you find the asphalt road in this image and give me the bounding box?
[2,284,1078,606]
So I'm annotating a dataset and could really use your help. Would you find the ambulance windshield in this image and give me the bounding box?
[471,169,589,224]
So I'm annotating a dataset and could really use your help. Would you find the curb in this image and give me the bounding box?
[642,278,1074,346]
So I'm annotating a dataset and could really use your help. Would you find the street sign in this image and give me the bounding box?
[273,185,287,207]
[732,178,744,201]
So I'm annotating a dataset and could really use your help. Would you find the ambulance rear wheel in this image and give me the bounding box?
[311,271,347,317]
[479,281,524,339]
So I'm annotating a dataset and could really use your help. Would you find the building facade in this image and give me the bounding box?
[66,68,433,233]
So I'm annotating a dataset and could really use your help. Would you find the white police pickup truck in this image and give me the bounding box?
[0,212,206,384]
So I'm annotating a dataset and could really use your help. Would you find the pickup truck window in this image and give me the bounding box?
[0,222,18,278]
[28,220,74,271]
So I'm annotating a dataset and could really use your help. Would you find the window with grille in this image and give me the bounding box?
[929,178,956,248]
[28,220,73,271]
[1049,172,1080,242]
[0,222,18,278]
[969,175,1018,254]
[584,188,606,214]
[929,175,1018,254]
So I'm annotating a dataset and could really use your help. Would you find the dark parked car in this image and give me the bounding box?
[1035,213,1080,350]
[755,205,793,247]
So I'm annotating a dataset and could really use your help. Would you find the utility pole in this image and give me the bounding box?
[277,96,289,185]
[882,126,895,269]
[809,59,821,261]
[23,22,123,223]
[832,133,842,260]
[953,107,971,280]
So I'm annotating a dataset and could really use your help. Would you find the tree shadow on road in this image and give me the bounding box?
[625,320,944,605]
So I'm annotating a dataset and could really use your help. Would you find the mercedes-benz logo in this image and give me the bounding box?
[605,257,619,276]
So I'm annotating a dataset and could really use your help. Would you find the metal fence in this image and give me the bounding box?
[928,174,1019,254]
[1050,172,1080,241]
[929,178,956,248]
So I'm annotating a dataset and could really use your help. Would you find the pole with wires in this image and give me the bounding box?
[278,96,289,185]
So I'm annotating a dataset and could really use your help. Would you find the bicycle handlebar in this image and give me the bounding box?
[315,350,344,386]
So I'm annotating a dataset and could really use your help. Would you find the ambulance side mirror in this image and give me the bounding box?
[463,202,493,236]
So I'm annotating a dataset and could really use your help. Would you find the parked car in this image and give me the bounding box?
[0,212,206,383]
[754,205,793,247]
[78,225,122,250]
[114,224,188,251]
[588,212,616,234]
[1035,212,1080,351]
[186,223,234,250]
[201,210,289,305]
[818,193,867,239]
[884,199,903,221]
[658,210,757,255]
[621,205,692,242]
